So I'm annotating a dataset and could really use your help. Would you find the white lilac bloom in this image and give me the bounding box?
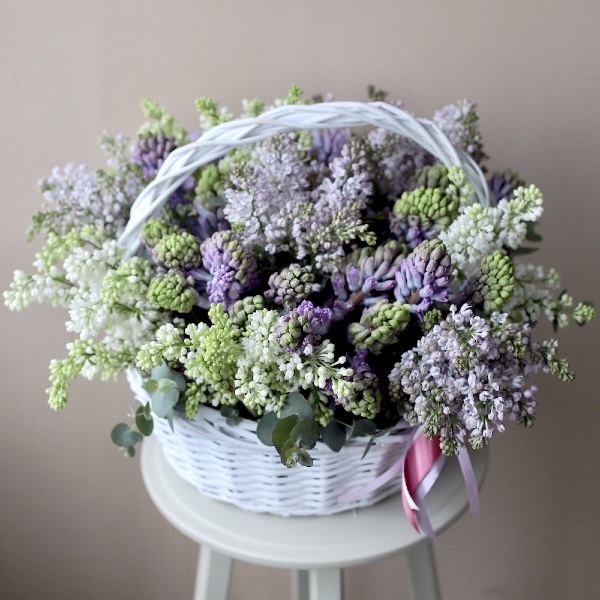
[439,185,543,276]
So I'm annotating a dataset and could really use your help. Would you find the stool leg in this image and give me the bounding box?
[194,546,233,600]
[308,568,342,600]
[404,540,440,600]
[292,570,310,600]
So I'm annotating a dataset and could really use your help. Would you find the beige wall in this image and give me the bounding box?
[1,1,599,598]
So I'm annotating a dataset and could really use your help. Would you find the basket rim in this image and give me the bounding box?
[126,368,415,453]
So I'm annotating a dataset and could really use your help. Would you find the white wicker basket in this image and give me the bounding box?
[128,370,413,516]
[121,101,488,516]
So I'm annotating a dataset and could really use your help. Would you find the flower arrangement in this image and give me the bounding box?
[5,85,594,474]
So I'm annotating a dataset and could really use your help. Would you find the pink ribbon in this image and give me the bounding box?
[339,426,480,537]
[401,427,445,537]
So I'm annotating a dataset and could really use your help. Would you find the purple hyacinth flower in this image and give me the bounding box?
[394,240,451,317]
[487,170,524,204]
[311,128,351,164]
[276,300,332,353]
[200,231,258,308]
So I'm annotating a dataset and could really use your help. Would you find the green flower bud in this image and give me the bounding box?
[147,270,199,313]
[154,231,202,270]
[142,219,178,249]
[349,300,410,354]
[393,187,459,227]
[413,164,450,191]
[478,251,515,312]
[573,302,595,325]
[229,295,266,326]
[265,263,317,307]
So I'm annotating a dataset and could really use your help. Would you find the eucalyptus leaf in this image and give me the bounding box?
[321,420,346,452]
[296,448,313,467]
[273,415,299,452]
[111,423,143,448]
[282,445,301,467]
[151,388,179,418]
[170,370,187,392]
[135,406,154,437]
[151,363,172,381]
[157,378,179,394]
[142,379,158,393]
[166,410,175,432]
[279,392,314,420]
[290,419,319,449]
[349,419,377,438]
[361,436,377,460]
[256,412,279,446]
[126,446,136,458]
[220,406,241,426]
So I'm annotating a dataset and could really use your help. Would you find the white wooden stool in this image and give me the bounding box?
[141,436,487,600]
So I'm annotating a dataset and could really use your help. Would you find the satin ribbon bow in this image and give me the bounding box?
[339,426,480,537]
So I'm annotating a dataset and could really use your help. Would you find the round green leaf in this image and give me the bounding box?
[150,388,179,418]
[157,378,179,394]
[151,363,171,381]
[280,392,314,420]
[256,412,279,446]
[321,420,346,452]
[142,379,158,393]
[170,370,187,392]
[111,423,143,448]
[296,448,313,467]
[282,445,301,468]
[135,406,154,437]
[273,415,299,452]
[290,419,319,449]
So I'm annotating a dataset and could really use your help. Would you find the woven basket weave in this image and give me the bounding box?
[121,101,488,516]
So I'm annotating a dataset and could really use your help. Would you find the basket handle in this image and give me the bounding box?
[118,101,489,256]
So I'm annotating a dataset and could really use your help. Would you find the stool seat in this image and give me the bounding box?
[141,435,488,599]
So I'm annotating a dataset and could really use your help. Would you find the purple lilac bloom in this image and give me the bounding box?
[390,305,549,454]
[36,162,141,237]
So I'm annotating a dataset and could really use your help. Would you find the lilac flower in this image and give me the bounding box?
[224,135,312,254]
[389,305,560,455]
[433,99,487,165]
[34,162,141,238]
